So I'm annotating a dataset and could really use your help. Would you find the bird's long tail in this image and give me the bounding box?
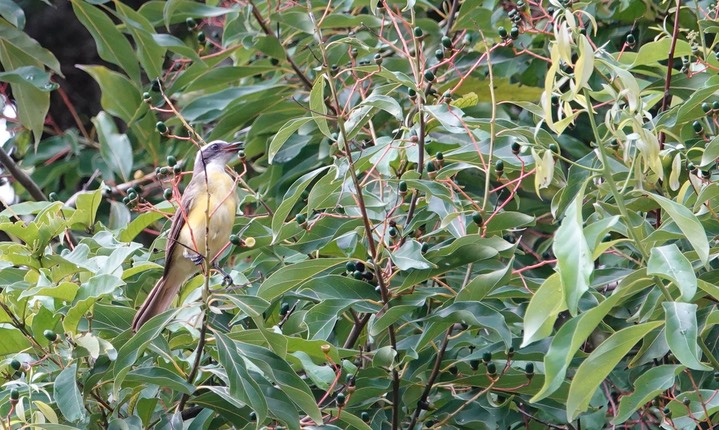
[131,267,186,331]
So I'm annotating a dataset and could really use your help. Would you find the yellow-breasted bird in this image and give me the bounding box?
[131,140,242,331]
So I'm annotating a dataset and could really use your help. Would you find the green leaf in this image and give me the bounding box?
[641,192,709,264]
[0,326,31,355]
[521,273,565,347]
[270,166,329,241]
[93,112,133,182]
[0,0,24,29]
[268,117,313,164]
[553,190,592,315]
[257,258,346,301]
[78,65,140,124]
[0,18,60,73]
[663,302,711,371]
[566,321,663,421]
[390,239,434,270]
[310,74,331,139]
[54,364,85,422]
[125,367,195,395]
[0,66,56,91]
[114,1,166,79]
[647,244,697,302]
[71,0,140,81]
[613,365,683,424]
[214,331,268,424]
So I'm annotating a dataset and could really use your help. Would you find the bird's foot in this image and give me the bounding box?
[188,252,205,266]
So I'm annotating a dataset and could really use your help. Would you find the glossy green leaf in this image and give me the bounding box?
[566,321,663,421]
[93,111,133,182]
[257,258,346,301]
[54,364,85,422]
[78,65,140,124]
[521,273,565,347]
[647,244,697,301]
[663,302,712,370]
[613,365,683,424]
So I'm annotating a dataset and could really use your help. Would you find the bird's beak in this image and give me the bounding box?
[222,141,243,152]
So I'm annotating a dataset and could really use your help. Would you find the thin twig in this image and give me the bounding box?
[407,326,453,429]
[657,0,682,148]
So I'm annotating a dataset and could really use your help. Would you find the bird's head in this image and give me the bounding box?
[194,140,243,172]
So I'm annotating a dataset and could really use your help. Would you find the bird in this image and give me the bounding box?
[131,140,242,331]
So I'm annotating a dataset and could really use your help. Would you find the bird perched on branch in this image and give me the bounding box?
[132,140,242,331]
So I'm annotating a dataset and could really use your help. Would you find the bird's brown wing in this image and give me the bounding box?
[161,172,204,276]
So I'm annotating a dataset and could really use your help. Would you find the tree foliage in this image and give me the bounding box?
[0,0,718,429]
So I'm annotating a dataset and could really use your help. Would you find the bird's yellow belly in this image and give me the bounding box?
[178,172,237,260]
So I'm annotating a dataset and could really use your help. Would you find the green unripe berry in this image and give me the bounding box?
[10,359,20,371]
[151,79,161,92]
[626,34,635,45]
[682,397,690,406]
[156,121,168,135]
[421,242,429,253]
[280,302,290,316]
[441,36,452,48]
[498,26,508,39]
[159,166,170,175]
[167,155,177,167]
[186,17,197,30]
[511,142,521,154]
[436,152,444,161]
[336,393,346,406]
[413,26,423,37]
[482,351,492,363]
[470,359,480,370]
[361,411,370,422]
[346,374,356,386]
[388,227,398,237]
[374,53,383,65]
[127,191,137,201]
[702,102,711,113]
[197,31,206,44]
[713,101,719,111]
[10,388,18,400]
[345,261,356,272]
[48,192,57,202]
[495,159,504,172]
[355,261,365,272]
[122,196,130,205]
[423,69,435,82]
[163,188,173,200]
[398,181,408,192]
[353,270,364,280]
[435,49,444,60]
[549,143,558,153]
[693,120,704,133]
[142,92,151,103]
[425,161,436,172]
[486,362,497,375]
[525,362,534,374]
[295,213,306,224]
[510,26,519,40]
[173,165,182,174]
[472,212,483,226]
[43,330,58,342]
[408,88,416,97]
[663,407,671,417]
[350,48,358,59]
[229,234,242,246]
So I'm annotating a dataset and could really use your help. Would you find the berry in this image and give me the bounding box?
[142,92,151,103]
[197,31,206,44]
[495,159,504,172]
[498,26,508,39]
[682,398,690,406]
[510,26,519,40]
[48,192,57,202]
[336,393,346,406]
[163,188,173,200]
[151,79,161,92]
[626,34,635,46]
[388,227,398,237]
[249,411,256,421]
[511,142,521,154]
[346,261,356,272]
[43,330,57,342]
[186,18,197,30]
[425,161,436,172]
[482,351,492,363]
[173,165,182,174]
[436,152,444,161]
[167,155,177,166]
[10,359,20,371]
[355,261,365,272]
[353,270,364,280]
[156,121,168,135]
[10,388,18,400]
[702,102,711,113]
[408,88,416,97]
[398,181,408,192]
[472,212,483,226]
[295,213,306,224]
[693,121,704,133]
[525,362,534,374]
[346,374,355,386]
[413,26,423,37]
[441,36,452,48]
[435,49,444,60]
[280,302,290,316]
[361,411,370,422]
[470,359,480,370]
[424,70,435,82]
[713,101,719,111]
[229,234,242,246]
[486,362,497,375]
[421,243,429,253]
[374,53,383,65]
[549,143,558,153]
